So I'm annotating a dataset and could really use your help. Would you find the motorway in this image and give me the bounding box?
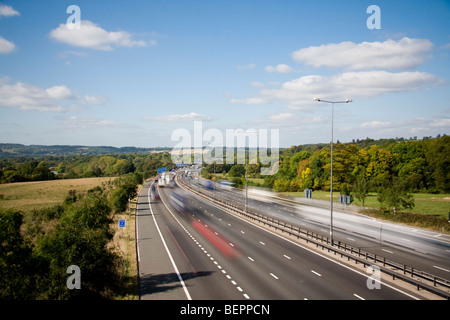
[135,176,438,300]
[185,173,450,281]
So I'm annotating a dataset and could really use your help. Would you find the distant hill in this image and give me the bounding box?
[0,143,171,159]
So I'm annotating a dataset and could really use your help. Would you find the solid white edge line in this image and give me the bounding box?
[353,293,365,300]
[147,181,192,300]
[136,204,140,262]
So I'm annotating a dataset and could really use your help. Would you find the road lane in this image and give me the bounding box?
[136,181,188,300]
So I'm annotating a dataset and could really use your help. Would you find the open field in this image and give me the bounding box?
[213,173,265,186]
[284,190,450,219]
[0,177,115,212]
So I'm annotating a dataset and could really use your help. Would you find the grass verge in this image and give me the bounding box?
[110,184,142,300]
[284,190,450,233]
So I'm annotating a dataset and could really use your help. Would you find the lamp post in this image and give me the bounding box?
[205,140,217,195]
[235,129,257,214]
[314,98,352,245]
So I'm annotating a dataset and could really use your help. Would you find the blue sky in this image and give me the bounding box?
[0,0,449,148]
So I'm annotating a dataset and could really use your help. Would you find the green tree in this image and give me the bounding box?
[366,145,394,188]
[308,149,327,190]
[110,187,128,213]
[273,179,290,192]
[113,159,135,175]
[32,161,54,181]
[114,173,141,200]
[352,172,369,207]
[35,195,118,299]
[0,209,35,299]
[424,136,450,192]
[228,164,245,177]
[377,178,415,213]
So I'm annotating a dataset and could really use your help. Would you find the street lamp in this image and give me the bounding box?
[204,140,217,195]
[314,98,352,245]
[235,129,258,214]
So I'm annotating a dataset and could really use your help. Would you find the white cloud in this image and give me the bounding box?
[0,77,107,112]
[64,116,120,129]
[84,95,108,105]
[0,78,63,112]
[143,112,212,122]
[250,112,328,130]
[356,118,449,137]
[430,118,450,127]
[249,81,265,88]
[46,85,74,99]
[265,64,293,74]
[237,64,255,70]
[49,20,147,51]
[0,35,15,54]
[361,121,393,129]
[230,97,268,105]
[253,71,443,109]
[292,37,433,70]
[0,3,20,17]
[59,50,90,58]
[269,112,295,121]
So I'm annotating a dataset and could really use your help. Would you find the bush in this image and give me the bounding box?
[228,165,245,177]
[0,209,36,299]
[377,178,415,213]
[110,187,128,213]
[35,194,119,299]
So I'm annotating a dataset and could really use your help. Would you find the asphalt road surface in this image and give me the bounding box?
[136,179,430,300]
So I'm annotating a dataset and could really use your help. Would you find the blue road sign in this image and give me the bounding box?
[119,219,126,228]
[157,168,162,174]
[162,167,167,172]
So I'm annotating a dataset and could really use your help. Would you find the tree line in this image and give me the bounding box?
[202,135,449,212]
[0,152,175,183]
[269,135,449,194]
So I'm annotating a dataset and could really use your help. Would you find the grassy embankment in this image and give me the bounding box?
[0,177,140,300]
